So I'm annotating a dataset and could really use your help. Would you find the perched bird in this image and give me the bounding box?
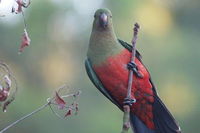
[85,8,181,133]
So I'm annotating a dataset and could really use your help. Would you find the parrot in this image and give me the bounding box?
[85,8,181,133]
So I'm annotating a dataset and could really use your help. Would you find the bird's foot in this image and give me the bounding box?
[123,97,136,106]
[127,62,143,78]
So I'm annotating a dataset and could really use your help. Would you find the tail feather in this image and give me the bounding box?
[130,96,181,133]
[130,114,155,133]
[153,96,181,133]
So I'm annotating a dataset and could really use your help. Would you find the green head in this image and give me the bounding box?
[88,8,122,64]
[92,8,113,31]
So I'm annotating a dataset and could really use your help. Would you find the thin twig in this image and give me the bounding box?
[121,23,140,133]
[48,104,63,119]
[47,90,81,119]
[0,102,50,133]
[127,23,139,99]
[0,83,81,133]
[21,10,27,29]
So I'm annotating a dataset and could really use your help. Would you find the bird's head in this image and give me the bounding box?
[93,8,113,31]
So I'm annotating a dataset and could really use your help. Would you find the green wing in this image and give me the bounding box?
[118,39,158,95]
[118,39,142,61]
[85,39,181,133]
[85,39,155,109]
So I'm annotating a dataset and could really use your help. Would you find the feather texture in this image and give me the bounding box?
[85,39,181,133]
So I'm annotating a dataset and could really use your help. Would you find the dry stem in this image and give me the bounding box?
[0,90,80,133]
[121,23,140,133]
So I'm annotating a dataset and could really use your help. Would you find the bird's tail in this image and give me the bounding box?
[130,96,181,133]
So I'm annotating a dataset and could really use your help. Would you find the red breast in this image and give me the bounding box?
[93,49,155,129]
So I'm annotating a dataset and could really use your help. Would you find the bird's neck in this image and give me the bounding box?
[87,28,123,65]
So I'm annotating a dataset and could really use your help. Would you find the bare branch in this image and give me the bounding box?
[0,84,81,133]
[0,102,50,133]
[121,23,140,133]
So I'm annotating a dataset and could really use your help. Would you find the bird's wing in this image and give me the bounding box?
[118,39,142,61]
[118,39,181,133]
[118,39,158,94]
[85,58,122,109]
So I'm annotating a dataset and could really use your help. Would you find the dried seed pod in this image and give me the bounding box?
[47,84,81,119]
[0,62,17,112]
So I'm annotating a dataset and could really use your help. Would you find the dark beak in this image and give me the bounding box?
[99,13,108,28]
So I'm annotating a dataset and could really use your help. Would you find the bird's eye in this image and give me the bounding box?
[94,15,96,18]
[110,15,112,18]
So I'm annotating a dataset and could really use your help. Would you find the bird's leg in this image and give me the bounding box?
[127,61,143,78]
[124,61,141,106]
[123,97,136,106]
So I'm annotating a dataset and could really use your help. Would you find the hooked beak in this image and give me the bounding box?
[99,13,108,28]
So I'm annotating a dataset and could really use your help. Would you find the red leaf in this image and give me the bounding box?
[19,29,31,53]
[55,92,66,110]
[64,109,72,117]
[0,75,11,102]
[16,0,23,13]
[0,89,9,102]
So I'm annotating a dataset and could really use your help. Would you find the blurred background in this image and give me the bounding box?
[0,0,200,132]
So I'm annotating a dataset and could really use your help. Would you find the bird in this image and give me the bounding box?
[85,8,181,133]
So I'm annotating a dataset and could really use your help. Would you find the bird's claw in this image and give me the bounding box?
[127,62,143,78]
[123,97,136,106]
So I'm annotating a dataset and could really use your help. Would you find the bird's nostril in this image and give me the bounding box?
[99,13,108,28]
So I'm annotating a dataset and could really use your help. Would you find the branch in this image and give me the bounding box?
[0,102,50,133]
[121,23,140,133]
[0,85,81,133]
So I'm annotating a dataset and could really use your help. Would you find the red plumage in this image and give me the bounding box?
[93,49,155,129]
